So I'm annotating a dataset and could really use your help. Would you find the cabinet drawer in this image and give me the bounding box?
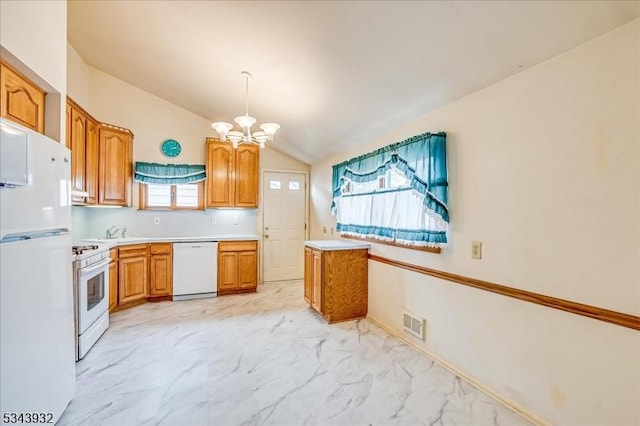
[118,244,148,258]
[218,240,257,252]
[149,243,172,255]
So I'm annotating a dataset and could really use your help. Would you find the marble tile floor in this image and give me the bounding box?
[59,280,531,426]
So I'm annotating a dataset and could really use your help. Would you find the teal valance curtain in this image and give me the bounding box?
[331,132,448,247]
[134,162,206,185]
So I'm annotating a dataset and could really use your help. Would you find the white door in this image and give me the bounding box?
[263,171,307,282]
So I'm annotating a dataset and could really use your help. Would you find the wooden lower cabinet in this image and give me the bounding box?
[303,246,368,323]
[218,240,258,295]
[149,243,172,297]
[108,249,118,312]
[110,243,173,312]
[303,248,313,304]
[118,245,148,305]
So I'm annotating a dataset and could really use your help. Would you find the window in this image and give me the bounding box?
[288,181,300,190]
[270,180,282,190]
[332,132,448,252]
[139,182,204,210]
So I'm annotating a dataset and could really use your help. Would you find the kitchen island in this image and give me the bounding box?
[304,240,370,323]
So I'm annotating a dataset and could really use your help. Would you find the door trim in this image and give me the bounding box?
[260,168,310,284]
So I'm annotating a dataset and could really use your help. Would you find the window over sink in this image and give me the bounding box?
[139,182,204,210]
[134,162,206,211]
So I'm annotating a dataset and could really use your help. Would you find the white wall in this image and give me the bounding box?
[67,48,309,240]
[310,20,639,425]
[0,0,67,142]
[66,43,89,108]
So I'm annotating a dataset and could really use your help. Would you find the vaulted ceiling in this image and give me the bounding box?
[68,1,639,164]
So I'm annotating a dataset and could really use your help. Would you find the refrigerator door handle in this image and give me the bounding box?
[0,228,70,243]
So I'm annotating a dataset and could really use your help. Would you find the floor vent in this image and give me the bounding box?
[403,310,425,340]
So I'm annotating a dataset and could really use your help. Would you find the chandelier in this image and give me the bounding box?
[211,71,280,149]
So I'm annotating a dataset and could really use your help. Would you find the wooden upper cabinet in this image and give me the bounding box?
[65,103,71,149]
[0,61,45,134]
[235,144,259,207]
[70,107,87,203]
[67,97,133,207]
[205,139,259,208]
[205,140,234,207]
[99,125,132,206]
[85,119,99,205]
[68,98,99,205]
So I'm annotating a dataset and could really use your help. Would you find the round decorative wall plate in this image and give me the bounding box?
[161,139,181,157]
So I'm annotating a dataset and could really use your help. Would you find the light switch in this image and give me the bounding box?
[154,217,160,225]
[471,241,482,259]
[233,216,240,225]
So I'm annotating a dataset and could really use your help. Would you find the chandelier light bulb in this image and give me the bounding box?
[210,71,280,149]
[211,122,233,141]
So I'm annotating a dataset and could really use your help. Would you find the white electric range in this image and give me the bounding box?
[72,244,111,360]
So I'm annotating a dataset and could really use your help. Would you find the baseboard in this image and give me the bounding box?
[366,314,549,426]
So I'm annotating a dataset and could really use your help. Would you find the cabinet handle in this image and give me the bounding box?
[264,234,269,239]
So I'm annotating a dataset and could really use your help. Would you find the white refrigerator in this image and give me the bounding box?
[0,118,76,423]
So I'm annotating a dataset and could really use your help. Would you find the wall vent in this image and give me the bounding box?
[403,310,425,340]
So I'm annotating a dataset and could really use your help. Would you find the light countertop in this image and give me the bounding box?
[82,234,260,247]
[304,239,371,251]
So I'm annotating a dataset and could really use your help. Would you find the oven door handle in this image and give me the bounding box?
[78,258,111,276]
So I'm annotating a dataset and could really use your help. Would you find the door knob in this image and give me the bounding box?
[264,234,269,239]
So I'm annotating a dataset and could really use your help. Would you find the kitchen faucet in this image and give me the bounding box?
[105,225,120,239]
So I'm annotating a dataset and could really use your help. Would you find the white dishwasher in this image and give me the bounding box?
[173,242,218,300]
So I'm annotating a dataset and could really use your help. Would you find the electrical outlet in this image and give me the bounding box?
[233,216,239,225]
[154,217,160,225]
[471,241,482,259]
[211,216,216,225]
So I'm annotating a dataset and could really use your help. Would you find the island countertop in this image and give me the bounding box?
[304,239,371,251]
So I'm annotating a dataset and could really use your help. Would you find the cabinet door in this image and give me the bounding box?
[118,255,147,304]
[234,144,259,207]
[149,253,172,296]
[303,248,313,304]
[218,252,238,291]
[65,102,71,149]
[85,119,99,205]
[70,107,87,203]
[108,250,118,312]
[99,126,132,206]
[238,251,257,289]
[0,62,45,133]
[311,250,322,313]
[205,141,234,208]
